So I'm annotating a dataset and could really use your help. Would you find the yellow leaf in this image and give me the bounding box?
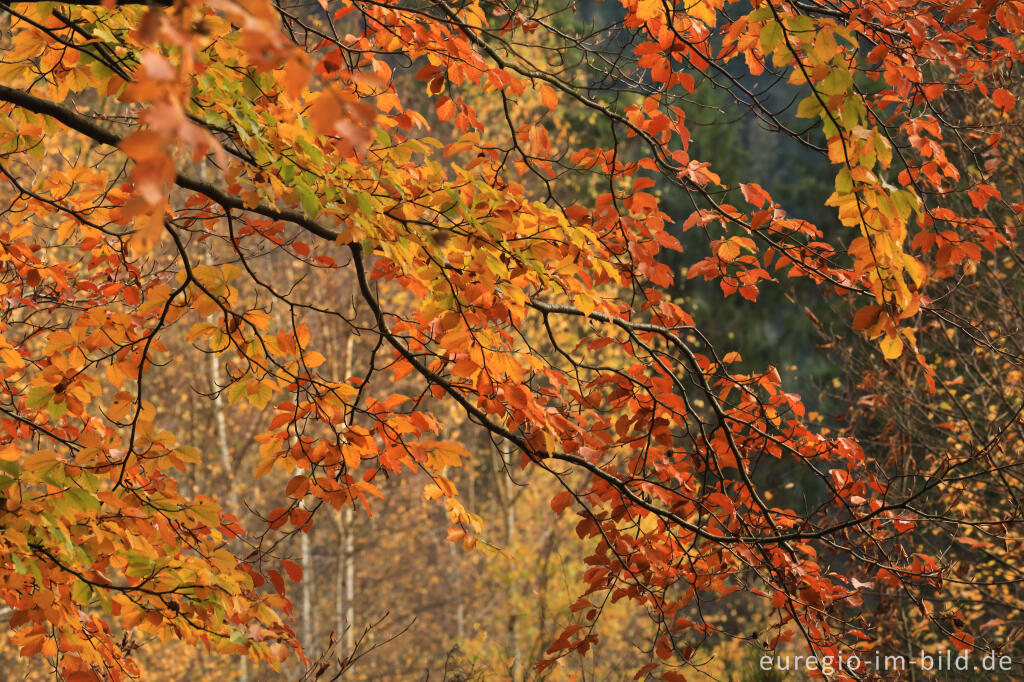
[635,0,660,21]
[574,293,595,318]
[880,333,903,359]
[688,0,717,26]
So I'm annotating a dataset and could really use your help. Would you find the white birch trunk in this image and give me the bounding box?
[208,348,247,682]
[336,335,356,659]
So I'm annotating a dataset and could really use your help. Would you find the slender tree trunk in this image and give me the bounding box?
[492,444,521,680]
[343,505,355,654]
[290,455,313,652]
[443,463,465,643]
[449,459,475,643]
[449,540,464,641]
[268,305,316,660]
[209,351,238,514]
[507,489,520,682]
[334,511,345,649]
[208,340,247,682]
[335,335,356,660]
[301,514,313,646]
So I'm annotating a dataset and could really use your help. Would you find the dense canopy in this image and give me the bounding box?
[0,0,1022,678]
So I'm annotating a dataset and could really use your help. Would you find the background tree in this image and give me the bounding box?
[828,57,1024,678]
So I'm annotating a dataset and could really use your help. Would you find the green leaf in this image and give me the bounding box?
[835,168,853,193]
[819,67,853,96]
[65,488,101,513]
[760,21,783,54]
[227,380,249,405]
[796,95,822,119]
[71,579,93,604]
[46,399,68,421]
[25,387,53,409]
[298,186,320,218]
[787,15,814,33]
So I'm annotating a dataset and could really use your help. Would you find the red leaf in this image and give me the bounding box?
[267,507,290,530]
[290,508,313,529]
[706,492,735,517]
[551,491,574,515]
[267,569,286,596]
[951,630,974,652]
[282,559,303,582]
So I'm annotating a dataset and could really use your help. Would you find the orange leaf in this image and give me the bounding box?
[436,97,457,121]
[285,475,309,499]
[539,84,557,110]
[118,130,166,162]
[993,88,1016,113]
[65,673,100,682]
[282,56,311,100]
[740,182,771,208]
[852,305,882,331]
[718,240,740,263]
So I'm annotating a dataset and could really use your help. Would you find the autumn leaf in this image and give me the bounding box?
[282,559,303,582]
[993,88,1016,113]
